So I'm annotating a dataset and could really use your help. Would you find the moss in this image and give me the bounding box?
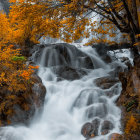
[11,56,26,61]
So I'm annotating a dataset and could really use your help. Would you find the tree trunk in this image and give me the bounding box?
[129,32,140,57]
[131,0,139,30]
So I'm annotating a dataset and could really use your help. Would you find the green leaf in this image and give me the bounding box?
[11,56,26,61]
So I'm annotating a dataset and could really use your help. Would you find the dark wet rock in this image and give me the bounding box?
[0,74,46,126]
[86,103,107,118]
[134,55,140,68]
[72,89,102,109]
[94,76,119,89]
[91,118,100,136]
[86,93,94,106]
[104,84,120,98]
[98,97,107,103]
[101,120,114,135]
[32,83,46,107]
[92,43,131,54]
[31,74,42,83]
[81,119,100,139]
[78,56,94,69]
[92,44,112,63]
[32,43,94,69]
[73,89,93,108]
[120,57,129,62]
[92,43,131,63]
[119,57,132,69]
[81,122,95,139]
[109,133,123,140]
[95,104,107,118]
[102,55,112,63]
[109,62,126,77]
[52,66,87,80]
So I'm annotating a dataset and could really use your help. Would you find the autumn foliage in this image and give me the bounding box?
[125,115,138,135]
[0,12,38,92]
[0,11,39,126]
[5,0,139,52]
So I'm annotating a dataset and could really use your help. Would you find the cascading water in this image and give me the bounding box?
[0,43,122,140]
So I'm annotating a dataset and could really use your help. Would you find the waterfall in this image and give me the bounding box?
[0,43,122,140]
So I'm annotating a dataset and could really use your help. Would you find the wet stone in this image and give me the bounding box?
[81,122,94,139]
[81,119,100,139]
[91,118,100,136]
[94,76,119,89]
[86,103,107,119]
[109,133,123,140]
[86,93,94,106]
[101,120,114,135]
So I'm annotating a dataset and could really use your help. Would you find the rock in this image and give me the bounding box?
[52,66,87,80]
[109,61,126,77]
[94,76,119,89]
[117,55,140,140]
[86,104,107,118]
[87,93,94,106]
[120,57,129,62]
[81,122,95,139]
[104,84,121,98]
[72,89,96,109]
[81,119,100,139]
[134,55,140,68]
[101,120,114,135]
[0,74,46,126]
[102,55,112,63]
[109,133,123,140]
[32,43,94,69]
[92,43,131,63]
[32,83,46,107]
[79,56,94,69]
[91,118,100,136]
[31,74,42,83]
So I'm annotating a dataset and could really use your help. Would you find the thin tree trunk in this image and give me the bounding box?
[131,0,139,29]
[130,32,139,57]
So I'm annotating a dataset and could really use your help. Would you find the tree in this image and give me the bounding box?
[0,12,38,92]
[9,0,140,56]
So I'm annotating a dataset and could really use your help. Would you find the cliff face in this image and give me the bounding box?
[117,56,140,140]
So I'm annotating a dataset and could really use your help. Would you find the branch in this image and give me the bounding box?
[121,0,138,33]
[84,5,113,22]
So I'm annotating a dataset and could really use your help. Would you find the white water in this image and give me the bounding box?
[0,44,122,140]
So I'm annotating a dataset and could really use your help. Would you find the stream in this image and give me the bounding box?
[0,43,122,140]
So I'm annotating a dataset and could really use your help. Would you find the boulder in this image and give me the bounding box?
[94,76,119,89]
[52,66,87,80]
[109,133,123,140]
[91,118,100,136]
[101,120,114,135]
[134,55,140,68]
[72,89,95,109]
[32,43,94,69]
[0,74,46,126]
[81,119,100,139]
[109,61,126,77]
[86,104,107,118]
[81,122,95,139]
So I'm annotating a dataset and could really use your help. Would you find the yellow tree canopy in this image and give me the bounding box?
[0,12,38,92]
[7,0,140,49]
